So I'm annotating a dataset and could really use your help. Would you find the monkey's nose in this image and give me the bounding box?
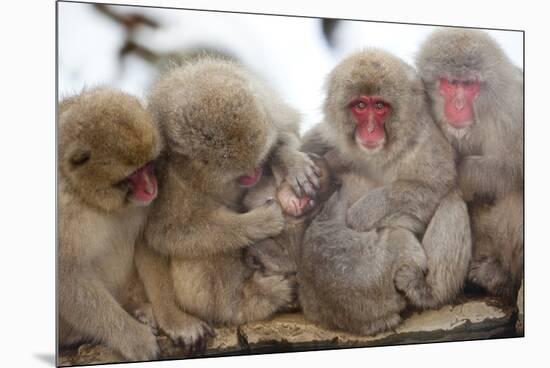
[454,98,464,110]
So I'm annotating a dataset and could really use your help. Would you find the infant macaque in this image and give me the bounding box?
[242,154,335,279]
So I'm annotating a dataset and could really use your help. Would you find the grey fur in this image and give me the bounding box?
[298,50,472,334]
[416,29,524,302]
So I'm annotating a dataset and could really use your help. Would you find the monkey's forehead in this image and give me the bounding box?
[326,49,418,97]
[416,29,505,80]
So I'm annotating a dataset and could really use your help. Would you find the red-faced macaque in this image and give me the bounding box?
[416,29,523,302]
[299,49,472,335]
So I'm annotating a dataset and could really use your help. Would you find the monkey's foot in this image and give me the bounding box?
[254,272,296,308]
[394,265,438,309]
[133,303,158,335]
[159,314,215,356]
[115,322,159,361]
[468,256,519,302]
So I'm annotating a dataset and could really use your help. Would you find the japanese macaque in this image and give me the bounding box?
[135,57,319,353]
[416,29,524,302]
[299,49,472,334]
[58,88,162,361]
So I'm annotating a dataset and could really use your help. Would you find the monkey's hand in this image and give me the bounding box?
[347,188,389,232]
[285,152,322,198]
[132,303,159,335]
[245,199,285,241]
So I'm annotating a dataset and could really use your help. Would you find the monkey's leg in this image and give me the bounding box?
[468,193,523,302]
[123,266,158,334]
[58,275,159,361]
[420,190,472,306]
[171,254,294,327]
[134,242,215,355]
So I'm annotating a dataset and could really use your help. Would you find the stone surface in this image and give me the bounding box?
[58,297,518,366]
[58,344,122,366]
[240,297,516,353]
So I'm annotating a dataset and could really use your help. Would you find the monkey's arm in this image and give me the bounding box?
[458,155,523,201]
[301,123,334,156]
[347,181,443,234]
[59,266,158,360]
[271,130,321,197]
[146,203,284,259]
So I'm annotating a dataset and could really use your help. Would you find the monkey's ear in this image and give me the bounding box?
[69,148,91,168]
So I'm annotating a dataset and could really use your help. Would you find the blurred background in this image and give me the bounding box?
[58,2,523,132]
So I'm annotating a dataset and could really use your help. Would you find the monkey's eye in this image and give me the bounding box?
[450,79,459,85]
[355,101,367,110]
[375,102,385,110]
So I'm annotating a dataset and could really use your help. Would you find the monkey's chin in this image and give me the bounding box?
[445,122,472,141]
[356,135,385,155]
[128,194,156,207]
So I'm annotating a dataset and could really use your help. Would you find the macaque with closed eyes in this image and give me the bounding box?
[135,57,320,354]
[58,88,162,361]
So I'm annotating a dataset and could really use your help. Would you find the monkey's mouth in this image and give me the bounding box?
[124,162,158,204]
[238,167,263,187]
[355,131,386,152]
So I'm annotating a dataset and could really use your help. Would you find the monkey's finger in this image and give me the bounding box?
[293,177,306,197]
[305,169,321,189]
[299,178,317,197]
[310,162,322,176]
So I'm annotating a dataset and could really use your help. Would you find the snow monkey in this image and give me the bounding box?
[416,29,524,302]
[299,49,472,334]
[135,57,321,353]
[58,88,162,361]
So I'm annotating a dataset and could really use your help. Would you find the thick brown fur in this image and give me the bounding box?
[58,88,162,361]
[416,29,524,302]
[299,50,472,334]
[136,58,316,351]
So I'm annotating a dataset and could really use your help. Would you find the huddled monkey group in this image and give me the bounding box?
[58,28,523,361]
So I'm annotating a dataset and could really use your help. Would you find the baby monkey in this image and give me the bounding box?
[242,154,336,279]
[58,88,162,361]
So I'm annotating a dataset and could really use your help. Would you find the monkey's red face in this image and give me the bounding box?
[350,96,390,152]
[126,162,158,205]
[238,167,263,188]
[438,78,480,128]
